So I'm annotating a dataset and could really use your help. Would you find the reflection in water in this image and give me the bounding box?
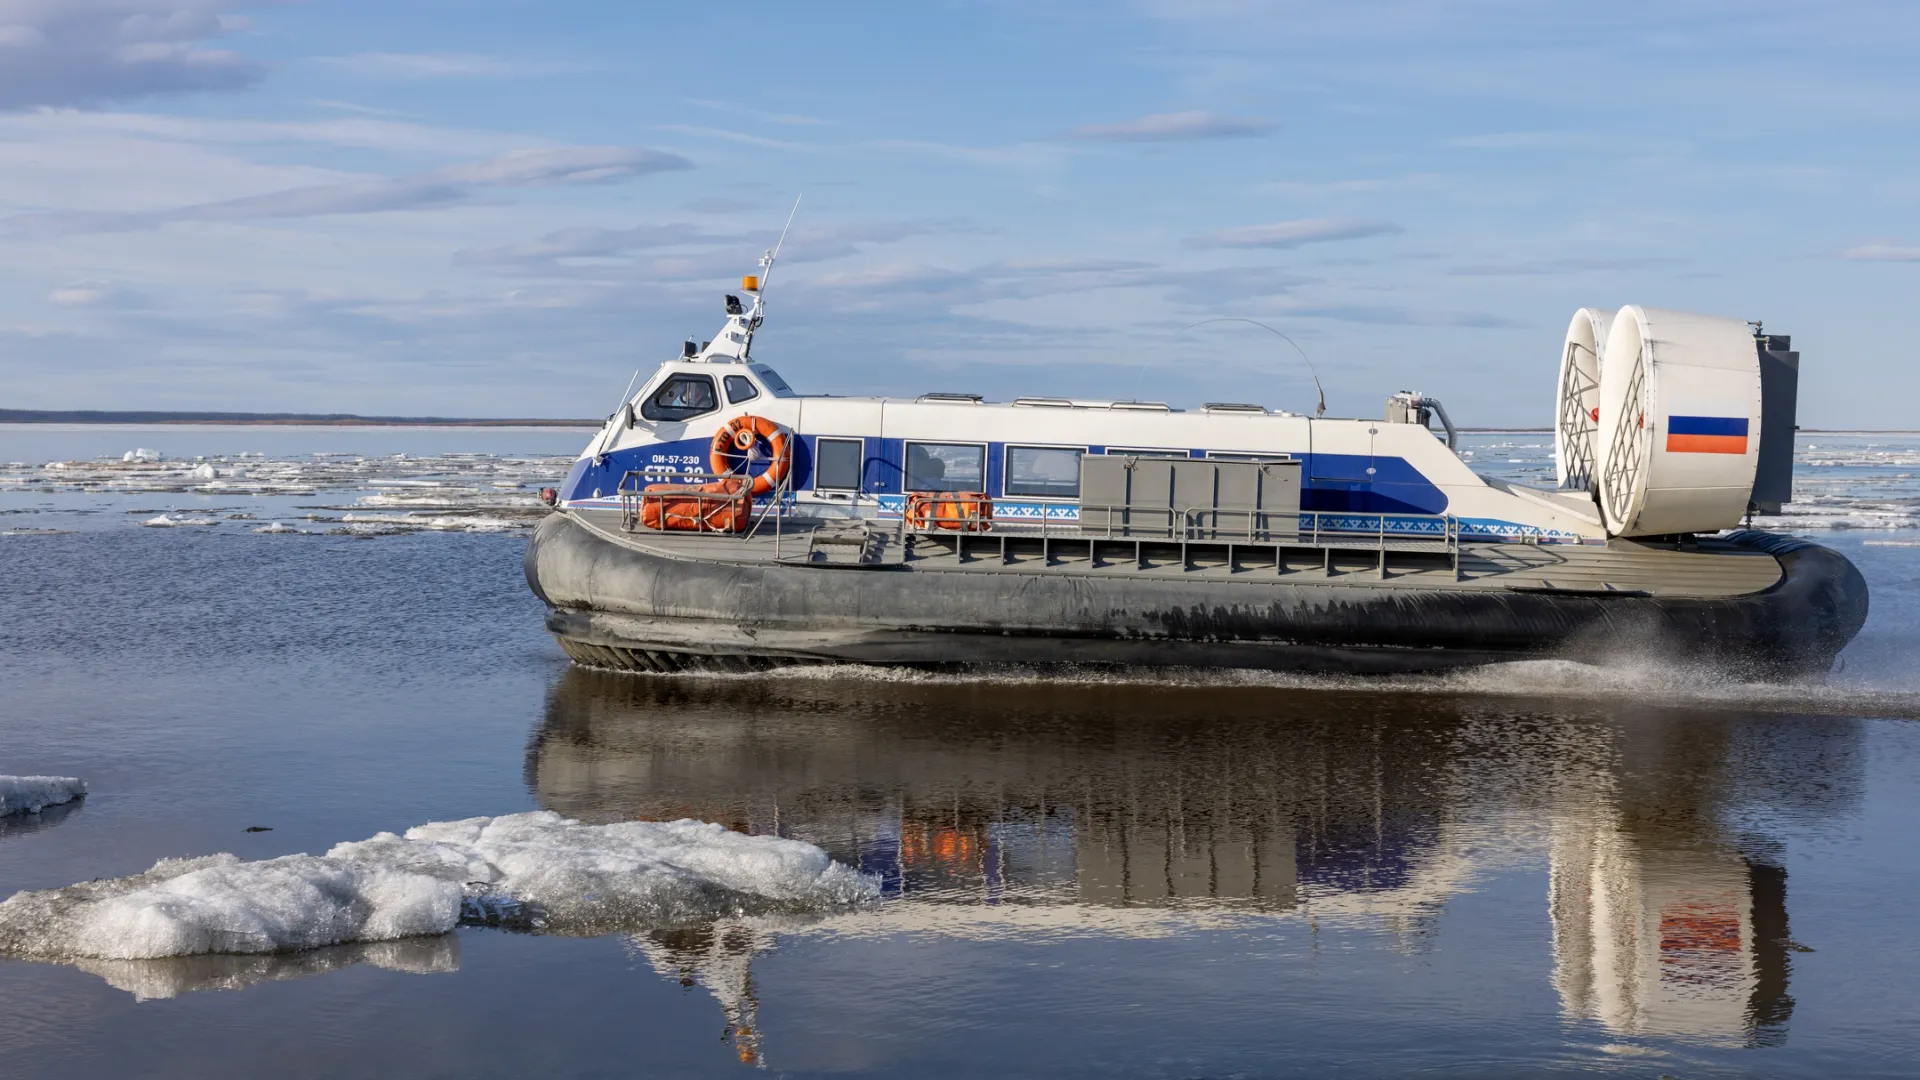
[1547,714,1856,1047]
[69,936,460,1001]
[629,924,771,1067]
[0,797,83,840]
[531,668,1863,1064]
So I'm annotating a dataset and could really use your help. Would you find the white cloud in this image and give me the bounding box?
[1444,130,1592,149]
[3,146,695,236]
[1186,218,1403,249]
[456,224,745,270]
[1258,174,1444,196]
[869,139,1068,171]
[435,146,684,186]
[1837,242,1920,262]
[456,219,980,278]
[654,124,810,151]
[316,53,587,80]
[0,0,265,109]
[1060,110,1274,142]
[48,280,143,308]
[0,108,532,157]
[684,98,830,127]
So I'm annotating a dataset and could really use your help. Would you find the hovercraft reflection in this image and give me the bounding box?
[527,256,1867,674]
[530,668,1859,1058]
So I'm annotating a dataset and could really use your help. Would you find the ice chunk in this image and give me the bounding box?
[0,811,876,963]
[123,448,163,463]
[142,514,218,527]
[190,463,217,480]
[253,522,299,534]
[338,512,526,532]
[0,775,86,816]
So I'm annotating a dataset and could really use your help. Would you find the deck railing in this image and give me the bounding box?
[614,473,1462,574]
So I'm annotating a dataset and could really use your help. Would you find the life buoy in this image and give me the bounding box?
[708,415,792,498]
[905,491,993,532]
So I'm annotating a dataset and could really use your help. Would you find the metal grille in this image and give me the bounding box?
[1600,349,1648,529]
[1556,341,1600,491]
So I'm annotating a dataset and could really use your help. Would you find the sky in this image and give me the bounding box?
[1,0,1916,425]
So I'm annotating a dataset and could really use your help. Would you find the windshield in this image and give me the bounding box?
[640,374,719,422]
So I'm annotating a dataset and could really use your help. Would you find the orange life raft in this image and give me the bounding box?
[905,491,993,532]
[638,415,792,533]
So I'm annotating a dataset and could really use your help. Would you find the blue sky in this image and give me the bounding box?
[2,1,1916,425]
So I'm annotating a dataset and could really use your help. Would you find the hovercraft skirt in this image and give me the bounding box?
[526,511,1867,677]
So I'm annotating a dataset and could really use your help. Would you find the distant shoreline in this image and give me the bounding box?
[0,411,1911,435]
[0,410,598,428]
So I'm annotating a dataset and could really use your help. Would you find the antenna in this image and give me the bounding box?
[591,367,643,461]
[1181,317,1327,417]
[742,195,801,360]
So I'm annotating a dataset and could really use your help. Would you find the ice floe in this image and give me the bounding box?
[253,522,300,534]
[0,776,86,817]
[337,512,523,533]
[142,514,218,527]
[0,811,876,962]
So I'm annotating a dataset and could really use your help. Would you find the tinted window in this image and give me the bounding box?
[1206,452,1293,462]
[640,374,718,422]
[814,437,862,491]
[904,442,984,493]
[724,374,760,405]
[1005,446,1083,498]
[752,366,793,394]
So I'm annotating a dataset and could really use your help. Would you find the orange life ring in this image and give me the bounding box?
[905,491,993,532]
[709,414,792,498]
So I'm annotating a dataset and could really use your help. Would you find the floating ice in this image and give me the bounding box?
[122,448,163,463]
[253,522,300,534]
[142,514,218,527]
[190,463,217,480]
[338,512,525,532]
[0,776,86,817]
[0,811,876,962]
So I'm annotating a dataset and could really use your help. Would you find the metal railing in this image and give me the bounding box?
[905,503,1463,578]
[617,467,796,538]
[611,472,1473,575]
[965,503,1457,548]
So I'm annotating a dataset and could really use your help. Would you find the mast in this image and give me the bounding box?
[741,195,800,361]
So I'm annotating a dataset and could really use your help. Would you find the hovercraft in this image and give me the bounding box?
[525,250,1867,676]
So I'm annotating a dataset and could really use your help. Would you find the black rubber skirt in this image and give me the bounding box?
[525,514,1868,677]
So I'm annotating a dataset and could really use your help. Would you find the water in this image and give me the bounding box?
[3,426,1919,1077]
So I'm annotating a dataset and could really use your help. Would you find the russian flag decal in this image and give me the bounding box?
[1666,415,1749,454]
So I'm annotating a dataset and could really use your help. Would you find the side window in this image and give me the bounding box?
[814,438,862,491]
[904,442,984,493]
[1005,446,1083,498]
[640,374,718,422]
[751,366,793,395]
[724,374,760,405]
[1206,451,1293,462]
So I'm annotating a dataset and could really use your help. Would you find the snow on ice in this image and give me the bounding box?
[0,776,87,817]
[0,811,877,962]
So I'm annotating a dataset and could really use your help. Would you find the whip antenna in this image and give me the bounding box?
[1181,317,1327,417]
[742,195,800,360]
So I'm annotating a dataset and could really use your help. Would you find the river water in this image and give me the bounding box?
[2,425,1918,1078]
